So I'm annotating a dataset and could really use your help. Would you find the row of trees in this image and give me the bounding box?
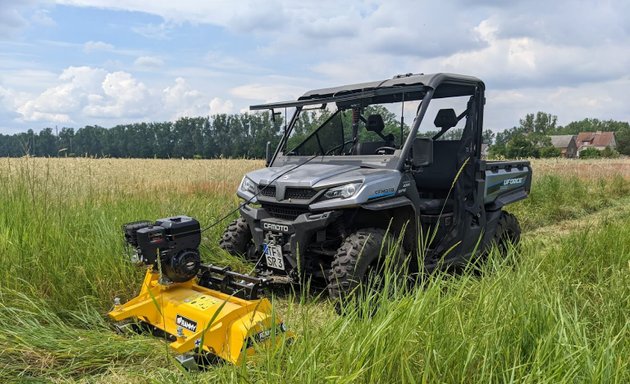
[490,112,630,158]
[0,114,283,159]
[0,106,409,159]
[0,110,628,159]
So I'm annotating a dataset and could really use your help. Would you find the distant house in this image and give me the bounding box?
[576,131,617,156]
[549,135,578,158]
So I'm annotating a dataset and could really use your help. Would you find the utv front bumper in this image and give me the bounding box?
[239,204,341,272]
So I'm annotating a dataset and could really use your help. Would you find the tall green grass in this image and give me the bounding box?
[0,159,629,383]
[508,174,629,230]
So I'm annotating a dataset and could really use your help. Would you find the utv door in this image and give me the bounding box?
[414,86,485,269]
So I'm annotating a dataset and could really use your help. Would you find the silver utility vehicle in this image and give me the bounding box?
[220,73,532,301]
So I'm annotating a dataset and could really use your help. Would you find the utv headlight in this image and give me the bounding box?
[324,182,361,200]
[239,176,257,194]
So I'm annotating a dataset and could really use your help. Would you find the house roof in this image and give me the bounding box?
[549,135,575,148]
[576,131,616,147]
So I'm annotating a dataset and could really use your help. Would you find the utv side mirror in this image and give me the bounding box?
[412,138,433,167]
[265,141,272,167]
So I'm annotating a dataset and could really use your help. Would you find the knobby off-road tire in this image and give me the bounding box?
[327,228,403,311]
[219,218,256,262]
[493,211,521,256]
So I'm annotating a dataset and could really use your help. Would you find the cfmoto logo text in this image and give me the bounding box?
[263,223,290,232]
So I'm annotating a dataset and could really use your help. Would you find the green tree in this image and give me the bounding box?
[73,125,107,156]
[579,148,602,159]
[35,128,58,156]
[615,128,630,155]
[488,143,506,158]
[58,127,75,156]
[505,134,538,158]
[600,147,620,158]
[482,129,495,145]
[539,146,561,158]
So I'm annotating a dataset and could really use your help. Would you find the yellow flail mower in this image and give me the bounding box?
[108,216,292,370]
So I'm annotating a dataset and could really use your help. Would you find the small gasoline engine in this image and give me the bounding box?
[122,216,202,283]
[109,215,291,369]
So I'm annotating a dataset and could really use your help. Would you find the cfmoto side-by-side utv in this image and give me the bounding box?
[220,73,532,300]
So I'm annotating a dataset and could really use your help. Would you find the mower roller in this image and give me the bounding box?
[108,215,291,369]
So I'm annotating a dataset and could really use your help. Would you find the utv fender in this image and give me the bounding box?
[361,196,417,215]
[485,189,528,211]
[359,196,418,256]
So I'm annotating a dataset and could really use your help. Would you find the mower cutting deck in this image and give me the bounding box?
[109,216,291,369]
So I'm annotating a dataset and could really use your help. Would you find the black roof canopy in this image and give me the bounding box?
[250,73,483,111]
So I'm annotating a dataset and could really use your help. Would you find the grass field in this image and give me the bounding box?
[0,157,629,383]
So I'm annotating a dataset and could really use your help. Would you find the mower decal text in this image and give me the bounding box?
[251,323,287,345]
[176,314,198,332]
[263,222,290,233]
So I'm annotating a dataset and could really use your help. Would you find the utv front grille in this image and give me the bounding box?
[285,188,317,200]
[258,186,317,201]
[258,185,276,197]
[261,204,309,220]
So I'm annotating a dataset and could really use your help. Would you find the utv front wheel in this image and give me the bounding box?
[219,218,257,262]
[327,228,402,310]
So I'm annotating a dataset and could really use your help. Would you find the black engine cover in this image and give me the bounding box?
[123,215,202,282]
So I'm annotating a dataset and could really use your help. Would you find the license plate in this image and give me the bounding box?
[264,244,285,270]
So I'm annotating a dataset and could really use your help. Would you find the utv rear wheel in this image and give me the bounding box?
[219,218,257,262]
[327,228,402,311]
[494,211,521,256]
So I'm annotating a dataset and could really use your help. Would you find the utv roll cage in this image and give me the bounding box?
[250,73,485,170]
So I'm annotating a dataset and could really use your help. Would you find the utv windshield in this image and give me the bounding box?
[283,104,411,158]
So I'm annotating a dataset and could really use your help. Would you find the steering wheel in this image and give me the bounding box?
[374,146,396,155]
[325,139,355,155]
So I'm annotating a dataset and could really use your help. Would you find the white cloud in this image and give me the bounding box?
[13,67,154,123]
[134,56,164,68]
[17,66,106,123]
[410,15,630,92]
[0,86,26,124]
[0,1,37,37]
[209,97,233,114]
[55,0,291,30]
[204,51,266,73]
[83,40,114,53]
[483,77,630,131]
[131,21,175,39]
[31,8,55,27]
[83,71,152,118]
[230,82,305,103]
[8,66,230,126]
[162,77,208,119]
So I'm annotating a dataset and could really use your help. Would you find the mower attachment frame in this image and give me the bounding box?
[108,266,290,366]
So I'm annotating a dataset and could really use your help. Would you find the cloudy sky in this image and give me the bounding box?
[1,0,629,134]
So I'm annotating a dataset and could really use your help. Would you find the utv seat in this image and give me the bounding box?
[355,114,396,155]
[414,140,460,195]
[415,139,459,215]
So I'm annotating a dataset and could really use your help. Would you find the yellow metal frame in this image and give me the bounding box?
[109,269,288,364]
